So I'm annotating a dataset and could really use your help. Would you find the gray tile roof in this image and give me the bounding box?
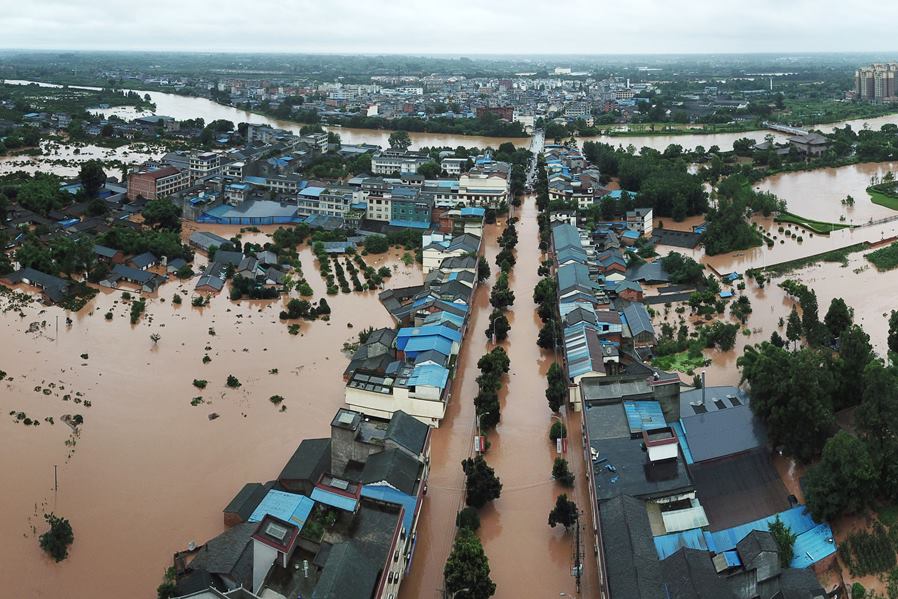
[312,542,379,599]
[187,522,255,589]
[600,495,665,599]
[661,548,738,599]
[386,410,429,456]
[360,448,420,494]
[279,438,331,482]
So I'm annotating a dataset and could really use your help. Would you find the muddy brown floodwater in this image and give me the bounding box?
[654,245,898,389]
[400,195,598,599]
[0,229,421,598]
[756,162,898,224]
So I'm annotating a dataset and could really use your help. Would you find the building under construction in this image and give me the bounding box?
[854,63,898,102]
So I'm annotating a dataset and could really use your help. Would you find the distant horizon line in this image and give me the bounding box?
[1,47,898,59]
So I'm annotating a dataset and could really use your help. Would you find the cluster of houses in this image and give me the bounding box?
[577,375,834,599]
[170,407,431,599]
[342,218,484,428]
[125,129,510,232]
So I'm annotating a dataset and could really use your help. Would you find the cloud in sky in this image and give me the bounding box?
[1,0,897,54]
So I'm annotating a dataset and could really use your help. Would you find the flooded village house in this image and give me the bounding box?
[172,408,430,599]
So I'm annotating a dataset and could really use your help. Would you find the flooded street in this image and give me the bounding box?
[757,162,898,224]
[401,195,598,598]
[0,230,419,598]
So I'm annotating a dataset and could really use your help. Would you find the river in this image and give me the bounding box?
[11,78,898,153]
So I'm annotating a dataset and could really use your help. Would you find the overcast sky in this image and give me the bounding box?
[2,0,898,55]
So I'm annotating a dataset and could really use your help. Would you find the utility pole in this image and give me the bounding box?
[572,509,583,594]
[54,464,58,493]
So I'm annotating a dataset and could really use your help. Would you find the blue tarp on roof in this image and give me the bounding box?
[362,485,417,533]
[719,291,734,299]
[623,401,666,433]
[311,487,358,512]
[408,364,450,389]
[653,505,835,568]
[58,218,80,228]
[248,489,315,528]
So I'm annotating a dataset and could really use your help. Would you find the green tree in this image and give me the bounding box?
[388,130,412,152]
[801,290,820,342]
[855,360,898,500]
[485,309,510,342]
[833,325,874,410]
[532,277,556,305]
[462,455,502,509]
[78,160,107,198]
[804,431,877,522]
[489,273,515,309]
[768,515,797,568]
[443,528,496,599]
[552,457,575,487]
[363,235,389,254]
[738,343,835,462]
[537,318,561,350]
[786,306,802,347]
[39,513,74,562]
[418,160,441,179]
[142,199,182,232]
[889,310,898,355]
[548,494,578,530]
[546,362,567,412]
[456,506,481,531]
[824,297,853,338]
[477,256,490,283]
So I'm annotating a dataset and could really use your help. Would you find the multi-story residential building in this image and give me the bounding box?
[475,106,514,121]
[626,207,654,236]
[389,187,433,227]
[371,150,430,175]
[297,186,356,218]
[300,132,329,152]
[457,162,510,207]
[440,157,468,176]
[189,151,223,182]
[854,63,898,102]
[127,165,190,201]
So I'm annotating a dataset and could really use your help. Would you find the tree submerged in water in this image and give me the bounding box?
[39,512,74,562]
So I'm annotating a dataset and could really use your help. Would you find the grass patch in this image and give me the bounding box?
[867,242,898,271]
[652,350,707,374]
[868,187,898,211]
[774,211,852,235]
[755,242,870,276]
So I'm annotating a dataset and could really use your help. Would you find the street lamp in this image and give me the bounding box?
[552,414,567,454]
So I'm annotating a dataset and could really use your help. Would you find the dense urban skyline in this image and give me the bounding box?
[4,0,898,54]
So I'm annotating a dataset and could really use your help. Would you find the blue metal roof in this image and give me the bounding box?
[401,336,453,357]
[723,550,742,567]
[389,219,430,229]
[623,401,666,433]
[408,364,449,389]
[300,186,325,198]
[422,311,465,328]
[460,207,486,217]
[396,325,462,343]
[244,176,267,185]
[362,485,417,533]
[248,489,315,528]
[653,505,835,568]
[671,421,695,464]
[311,487,358,512]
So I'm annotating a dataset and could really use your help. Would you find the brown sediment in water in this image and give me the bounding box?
[756,162,898,224]
[401,196,599,598]
[0,229,420,597]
